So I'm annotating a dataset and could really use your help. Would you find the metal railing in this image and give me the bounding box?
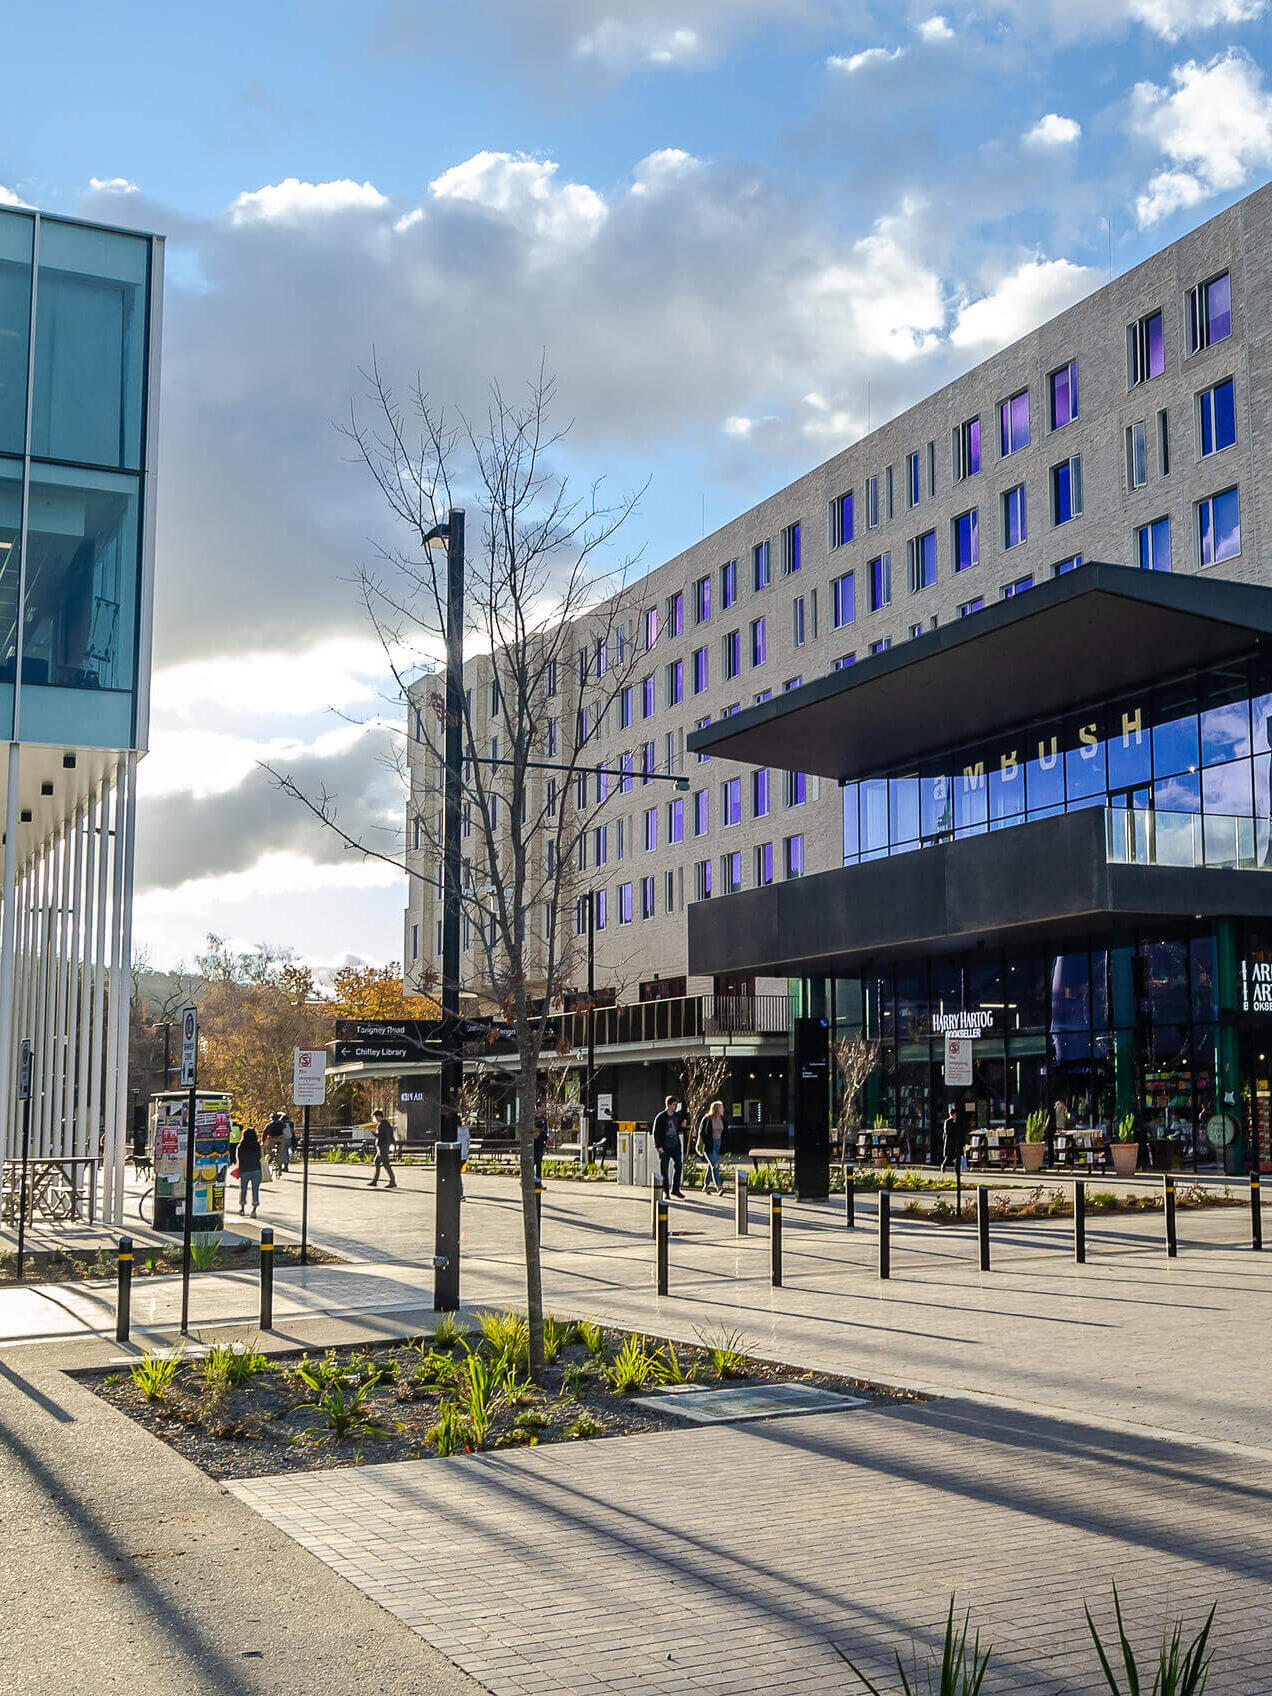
[559,992,789,1050]
[1105,806,1272,873]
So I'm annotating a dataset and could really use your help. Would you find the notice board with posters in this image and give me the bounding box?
[150,1092,233,1232]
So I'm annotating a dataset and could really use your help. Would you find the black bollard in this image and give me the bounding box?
[259,1227,274,1330]
[656,1197,669,1296]
[115,1236,133,1345]
[1164,1173,1178,1259]
[977,1186,990,1272]
[735,1168,749,1236]
[1074,1179,1086,1264]
[1252,1171,1263,1253]
[651,1176,661,1240]
[844,1169,855,1229]
[434,1143,462,1312]
[878,1188,891,1280]
[770,1192,783,1287]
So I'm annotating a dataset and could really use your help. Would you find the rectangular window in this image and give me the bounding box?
[953,508,978,572]
[830,489,854,547]
[1198,377,1236,456]
[619,752,633,793]
[1053,554,1084,575]
[783,834,804,878]
[832,570,855,628]
[665,659,683,707]
[752,540,770,591]
[596,890,608,931]
[780,521,801,574]
[1198,486,1241,566]
[545,659,557,697]
[754,842,773,886]
[411,922,419,960]
[694,788,709,836]
[721,558,738,608]
[723,629,740,680]
[594,636,608,677]
[907,529,937,593]
[722,851,742,895]
[640,875,655,920]
[575,707,588,748]
[784,770,806,807]
[691,646,708,693]
[620,686,633,730]
[793,596,805,646]
[870,637,891,655]
[722,777,741,826]
[546,779,558,818]
[596,765,609,803]
[783,675,802,692]
[1049,359,1078,429]
[749,616,766,667]
[752,768,770,817]
[954,416,980,481]
[1002,485,1027,549]
[546,717,558,757]
[958,597,985,617]
[576,769,588,810]
[641,675,655,719]
[909,622,923,640]
[490,677,501,715]
[868,553,891,612]
[1051,456,1082,525]
[754,689,771,704]
[1158,407,1171,476]
[885,465,894,520]
[865,475,879,529]
[927,440,936,497]
[665,869,677,915]
[695,574,711,623]
[1126,421,1147,491]
[594,824,608,867]
[667,797,684,844]
[641,740,656,784]
[905,450,920,507]
[1136,516,1171,573]
[694,716,710,763]
[1001,575,1032,599]
[618,882,633,924]
[644,606,658,650]
[694,859,712,901]
[1128,309,1164,385]
[999,389,1030,456]
[666,590,683,637]
[663,730,676,775]
[1188,271,1231,353]
[577,648,588,688]
[643,806,658,852]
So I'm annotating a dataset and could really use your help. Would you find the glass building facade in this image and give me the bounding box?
[0,206,155,749]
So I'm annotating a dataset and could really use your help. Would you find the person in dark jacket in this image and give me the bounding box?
[652,1095,684,1199]
[940,1105,965,1172]
[533,1109,548,1182]
[236,1126,263,1217]
[368,1110,398,1188]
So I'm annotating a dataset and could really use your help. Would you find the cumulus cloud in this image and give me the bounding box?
[950,257,1100,352]
[229,176,389,224]
[1025,113,1082,147]
[574,19,705,66]
[1131,49,1272,225]
[427,152,606,250]
[828,44,905,72]
[88,176,141,195]
[1127,0,1266,40]
[916,15,954,39]
[0,186,22,207]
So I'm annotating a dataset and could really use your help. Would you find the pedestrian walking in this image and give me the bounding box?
[533,1108,548,1182]
[652,1094,685,1198]
[940,1105,965,1173]
[279,1114,294,1173]
[697,1099,726,1194]
[368,1109,398,1188]
[262,1111,285,1178]
[236,1126,263,1218]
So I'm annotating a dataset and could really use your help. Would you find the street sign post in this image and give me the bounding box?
[293,1047,327,1266]
[179,1003,199,1333]
[944,1032,973,1089]
[15,1038,32,1282]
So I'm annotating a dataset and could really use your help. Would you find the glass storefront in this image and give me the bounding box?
[842,656,1272,872]
[806,918,1272,1170]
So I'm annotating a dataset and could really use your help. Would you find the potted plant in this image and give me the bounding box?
[1111,1111,1139,1177]
[872,1113,891,1167]
[1022,1109,1047,1173]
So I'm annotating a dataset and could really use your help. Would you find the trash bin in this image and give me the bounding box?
[617,1129,634,1185]
[632,1127,652,1188]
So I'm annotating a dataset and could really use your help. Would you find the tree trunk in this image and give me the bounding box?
[517,1053,545,1383]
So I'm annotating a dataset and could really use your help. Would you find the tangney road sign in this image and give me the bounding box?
[329,1017,554,1068]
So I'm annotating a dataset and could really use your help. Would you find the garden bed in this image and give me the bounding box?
[897,1182,1247,1223]
[0,1237,341,1285]
[88,1315,922,1482]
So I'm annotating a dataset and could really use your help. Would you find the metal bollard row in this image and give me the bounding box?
[116,1236,132,1344]
[259,1227,274,1330]
[655,1197,669,1296]
[770,1192,782,1287]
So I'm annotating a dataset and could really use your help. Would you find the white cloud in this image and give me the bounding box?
[575,19,705,67]
[428,151,606,249]
[151,636,394,723]
[631,149,702,195]
[0,186,21,207]
[1131,49,1272,225]
[950,257,1100,352]
[1025,113,1082,147]
[799,202,945,365]
[230,177,389,225]
[1127,0,1266,41]
[916,15,954,40]
[828,45,906,72]
[89,176,140,194]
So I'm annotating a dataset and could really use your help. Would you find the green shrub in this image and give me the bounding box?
[837,1596,990,1695]
[653,1341,698,1385]
[476,1310,529,1371]
[696,1326,748,1380]
[427,1402,473,1457]
[576,1319,607,1359]
[561,1361,591,1401]
[607,1334,657,1393]
[200,1338,267,1391]
[1086,1585,1215,1696]
[565,1412,605,1440]
[542,1316,568,1365]
[130,1349,183,1402]
[293,1381,391,1445]
[190,1232,222,1272]
[462,1352,507,1448]
[432,1312,467,1351]
[291,1350,357,1398]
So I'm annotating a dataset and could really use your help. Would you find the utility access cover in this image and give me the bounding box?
[633,1382,868,1424]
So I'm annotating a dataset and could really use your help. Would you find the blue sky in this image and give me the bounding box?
[4,0,1272,969]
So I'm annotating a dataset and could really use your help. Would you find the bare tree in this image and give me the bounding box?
[679,1053,729,1144]
[265,365,648,1380]
[833,1034,881,1157]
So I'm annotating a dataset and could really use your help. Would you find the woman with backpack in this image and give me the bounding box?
[235,1126,263,1218]
[697,1099,726,1195]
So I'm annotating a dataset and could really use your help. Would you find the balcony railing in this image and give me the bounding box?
[1105,806,1272,873]
[558,992,789,1050]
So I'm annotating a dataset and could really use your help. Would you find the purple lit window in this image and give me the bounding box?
[750,617,766,667]
[644,607,658,650]
[619,882,633,924]
[640,876,655,919]
[721,559,738,608]
[667,591,683,636]
[596,767,609,803]
[692,646,708,692]
[1049,361,1078,429]
[620,751,633,793]
[1003,485,1026,549]
[668,798,683,844]
[752,541,770,591]
[1136,518,1171,572]
[722,851,742,894]
[620,687,633,729]
[832,571,855,628]
[723,630,740,680]
[667,660,683,706]
[868,553,890,612]
[1130,311,1164,384]
[1000,390,1030,456]
[784,834,804,878]
[783,522,801,574]
[1191,272,1232,352]
[642,740,655,782]
[785,770,806,806]
[1052,458,1081,525]
[1199,378,1236,455]
[753,768,770,817]
[959,598,984,617]
[956,417,980,480]
[641,675,655,718]
[722,778,741,826]
[696,859,712,900]
[694,788,709,835]
[833,653,856,670]
[1199,487,1241,566]
[644,807,658,851]
[755,842,773,885]
[695,574,711,623]
[954,509,978,572]
[833,490,854,546]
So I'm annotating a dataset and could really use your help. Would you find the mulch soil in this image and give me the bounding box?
[87,1329,923,1483]
[0,1241,341,1285]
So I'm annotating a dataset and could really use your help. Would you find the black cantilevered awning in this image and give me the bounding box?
[686,564,1272,781]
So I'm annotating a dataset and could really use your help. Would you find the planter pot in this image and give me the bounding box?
[1021,1141,1045,1173]
[1149,1138,1182,1172]
[1111,1142,1139,1178]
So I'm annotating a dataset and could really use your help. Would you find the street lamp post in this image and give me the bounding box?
[428,509,466,1142]
[586,888,596,1158]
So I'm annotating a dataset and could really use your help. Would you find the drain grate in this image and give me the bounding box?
[632,1382,868,1423]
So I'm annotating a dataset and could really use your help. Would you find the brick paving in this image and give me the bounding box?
[231,1396,1272,1695]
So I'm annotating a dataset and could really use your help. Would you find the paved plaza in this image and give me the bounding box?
[3,1165,1272,1693]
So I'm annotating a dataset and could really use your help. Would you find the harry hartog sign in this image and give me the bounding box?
[1242,958,1272,1014]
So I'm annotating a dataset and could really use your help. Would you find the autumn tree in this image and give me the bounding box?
[679,1054,729,1142]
